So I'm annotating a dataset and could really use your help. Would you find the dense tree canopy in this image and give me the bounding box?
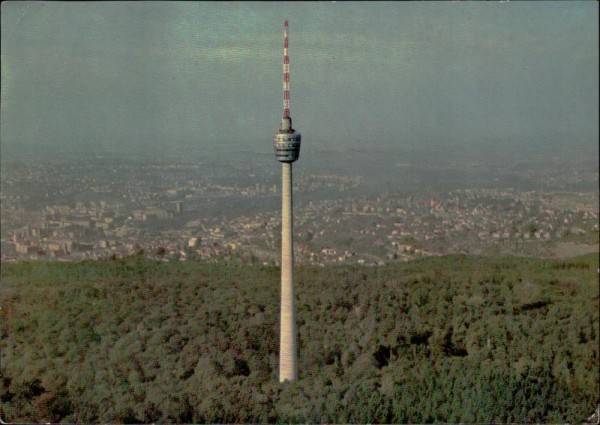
[1,254,598,423]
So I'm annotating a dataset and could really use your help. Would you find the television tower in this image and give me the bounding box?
[273,19,301,382]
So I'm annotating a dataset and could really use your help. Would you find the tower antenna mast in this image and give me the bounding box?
[283,20,291,119]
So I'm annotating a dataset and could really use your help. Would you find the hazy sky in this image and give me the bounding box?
[1,1,598,160]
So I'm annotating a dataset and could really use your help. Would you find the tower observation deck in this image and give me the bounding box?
[274,117,301,163]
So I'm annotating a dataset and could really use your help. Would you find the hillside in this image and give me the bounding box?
[0,254,598,423]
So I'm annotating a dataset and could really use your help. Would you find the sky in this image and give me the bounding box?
[1,1,598,162]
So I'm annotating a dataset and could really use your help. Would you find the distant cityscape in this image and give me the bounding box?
[1,156,598,265]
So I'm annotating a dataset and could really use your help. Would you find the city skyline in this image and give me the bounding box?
[1,2,598,163]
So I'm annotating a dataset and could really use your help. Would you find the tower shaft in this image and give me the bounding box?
[279,162,297,382]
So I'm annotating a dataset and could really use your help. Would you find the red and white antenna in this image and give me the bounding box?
[283,20,291,118]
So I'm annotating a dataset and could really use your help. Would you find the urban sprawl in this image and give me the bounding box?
[1,158,597,265]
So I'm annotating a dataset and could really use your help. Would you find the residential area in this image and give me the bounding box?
[1,158,597,265]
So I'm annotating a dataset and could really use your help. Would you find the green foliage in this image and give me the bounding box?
[1,254,598,423]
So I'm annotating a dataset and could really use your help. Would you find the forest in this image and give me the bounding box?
[0,253,598,423]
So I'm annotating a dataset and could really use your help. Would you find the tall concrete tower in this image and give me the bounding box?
[273,19,301,383]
